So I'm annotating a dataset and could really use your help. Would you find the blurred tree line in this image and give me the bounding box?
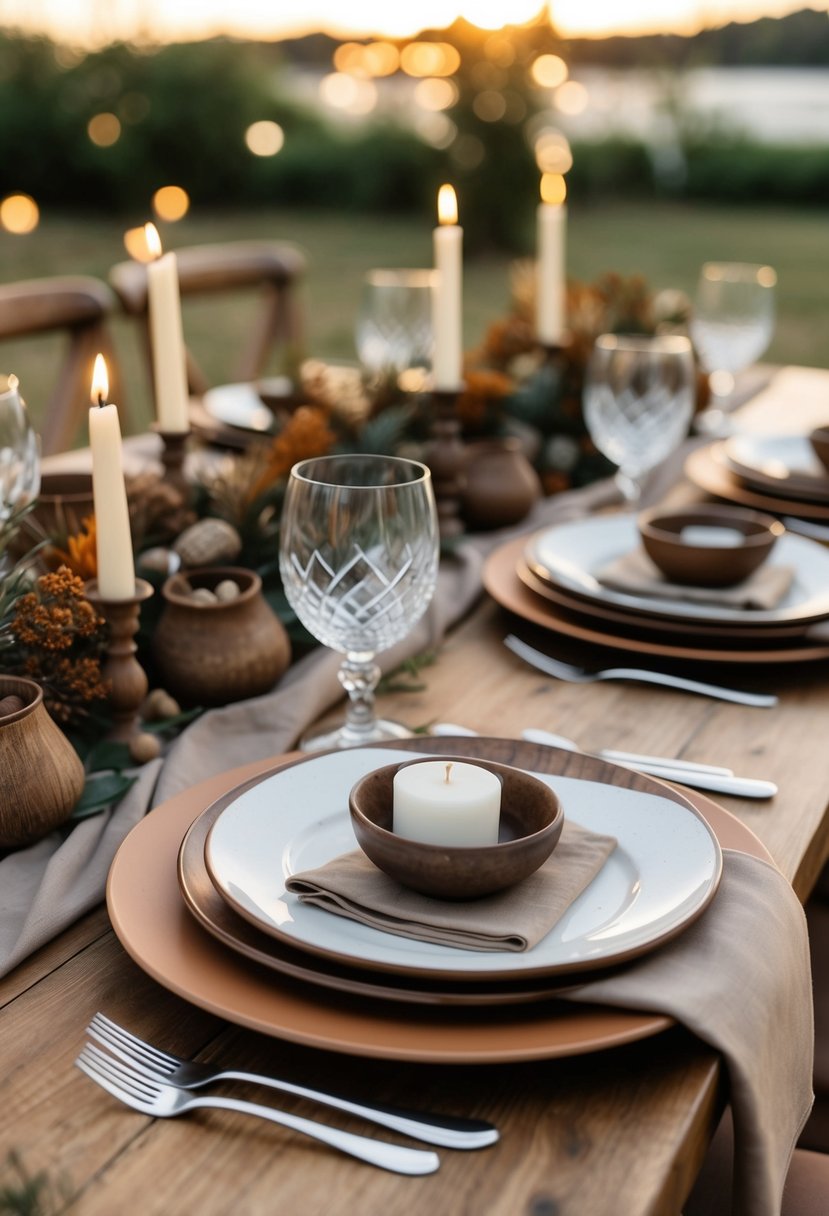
[0,17,826,254]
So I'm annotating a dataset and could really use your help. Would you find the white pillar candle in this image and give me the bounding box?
[144,222,190,433]
[393,760,501,847]
[431,184,463,390]
[536,175,567,345]
[89,354,136,600]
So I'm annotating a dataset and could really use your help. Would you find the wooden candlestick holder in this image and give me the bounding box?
[84,579,154,743]
[426,386,467,541]
[153,426,191,501]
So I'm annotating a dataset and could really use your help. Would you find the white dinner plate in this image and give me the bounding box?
[525,514,829,626]
[723,434,829,503]
[202,383,276,433]
[203,747,722,980]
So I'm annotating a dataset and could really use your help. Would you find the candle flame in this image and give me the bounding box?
[444,762,453,785]
[540,172,567,205]
[91,353,108,406]
[437,183,457,226]
[144,221,163,259]
[124,225,156,263]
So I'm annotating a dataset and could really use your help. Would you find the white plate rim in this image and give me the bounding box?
[203,747,723,981]
[525,513,829,625]
[723,433,829,502]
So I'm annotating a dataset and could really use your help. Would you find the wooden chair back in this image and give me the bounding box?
[0,276,123,455]
[109,240,306,400]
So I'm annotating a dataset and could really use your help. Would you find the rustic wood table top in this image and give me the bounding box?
[6,368,829,1215]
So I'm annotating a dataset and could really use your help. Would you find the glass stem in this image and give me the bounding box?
[338,653,381,742]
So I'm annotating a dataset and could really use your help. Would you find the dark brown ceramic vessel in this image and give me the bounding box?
[810,426,829,473]
[153,566,291,707]
[638,503,783,588]
[461,438,542,531]
[349,757,563,900]
[0,676,85,847]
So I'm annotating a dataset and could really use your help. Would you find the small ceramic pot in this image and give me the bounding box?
[461,438,542,531]
[638,504,783,587]
[33,472,95,540]
[153,566,291,707]
[0,676,85,848]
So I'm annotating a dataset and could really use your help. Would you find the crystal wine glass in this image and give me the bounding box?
[583,334,696,503]
[0,374,40,524]
[354,270,435,384]
[690,262,776,434]
[279,454,439,750]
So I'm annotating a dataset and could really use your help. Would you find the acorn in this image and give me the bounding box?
[129,732,162,764]
[173,519,242,568]
[142,688,181,722]
[0,695,25,717]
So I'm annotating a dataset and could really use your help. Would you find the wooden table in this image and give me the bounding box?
[5,370,829,1214]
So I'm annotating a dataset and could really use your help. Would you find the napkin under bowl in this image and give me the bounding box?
[637,504,784,588]
[348,757,563,900]
[597,547,794,609]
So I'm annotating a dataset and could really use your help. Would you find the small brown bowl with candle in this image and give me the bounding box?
[638,504,784,588]
[348,757,563,900]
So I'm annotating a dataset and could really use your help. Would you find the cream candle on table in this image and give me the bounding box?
[536,173,567,345]
[144,221,190,434]
[393,760,501,847]
[89,354,136,601]
[431,184,463,390]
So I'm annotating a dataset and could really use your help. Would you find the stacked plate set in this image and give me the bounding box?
[107,738,772,1065]
[483,512,829,665]
[686,431,829,526]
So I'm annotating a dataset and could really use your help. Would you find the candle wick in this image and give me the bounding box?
[444,762,453,785]
[97,393,106,408]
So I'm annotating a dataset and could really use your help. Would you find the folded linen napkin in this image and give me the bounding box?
[285,819,617,952]
[565,849,813,1216]
[596,546,794,609]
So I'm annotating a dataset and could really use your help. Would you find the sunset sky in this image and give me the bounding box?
[0,0,823,44]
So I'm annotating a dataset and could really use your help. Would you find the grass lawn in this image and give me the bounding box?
[4,200,826,439]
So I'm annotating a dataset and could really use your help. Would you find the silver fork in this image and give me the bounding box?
[76,1043,439,1175]
[504,635,778,708]
[86,1012,497,1151]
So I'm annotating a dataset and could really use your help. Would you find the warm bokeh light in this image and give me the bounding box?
[90,353,109,406]
[362,41,400,76]
[530,54,568,89]
[319,72,377,113]
[554,80,590,115]
[87,111,121,147]
[400,42,461,78]
[245,120,285,156]
[540,172,568,204]
[414,77,458,111]
[437,183,458,225]
[758,266,778,287]
[144,221,162,259]
[152,185,190,221]
[534,129,573,174]
[0,193,39,234]
[472,90,507,122]
[414,112,457,148]
[452,134,486,169]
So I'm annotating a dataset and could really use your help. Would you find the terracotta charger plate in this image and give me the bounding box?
[484,536,829,665]
[515,561,821,643]
[685,444,829,523]
[108,739,771,1064]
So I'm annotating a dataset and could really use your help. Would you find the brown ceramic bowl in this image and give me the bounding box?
[810,426,829,473]
[638,504,784,588]
[348,758,563,900]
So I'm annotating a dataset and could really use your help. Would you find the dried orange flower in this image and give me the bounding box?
[456,368,514,429]
[52,515,98,581]
[247,406,336,504]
